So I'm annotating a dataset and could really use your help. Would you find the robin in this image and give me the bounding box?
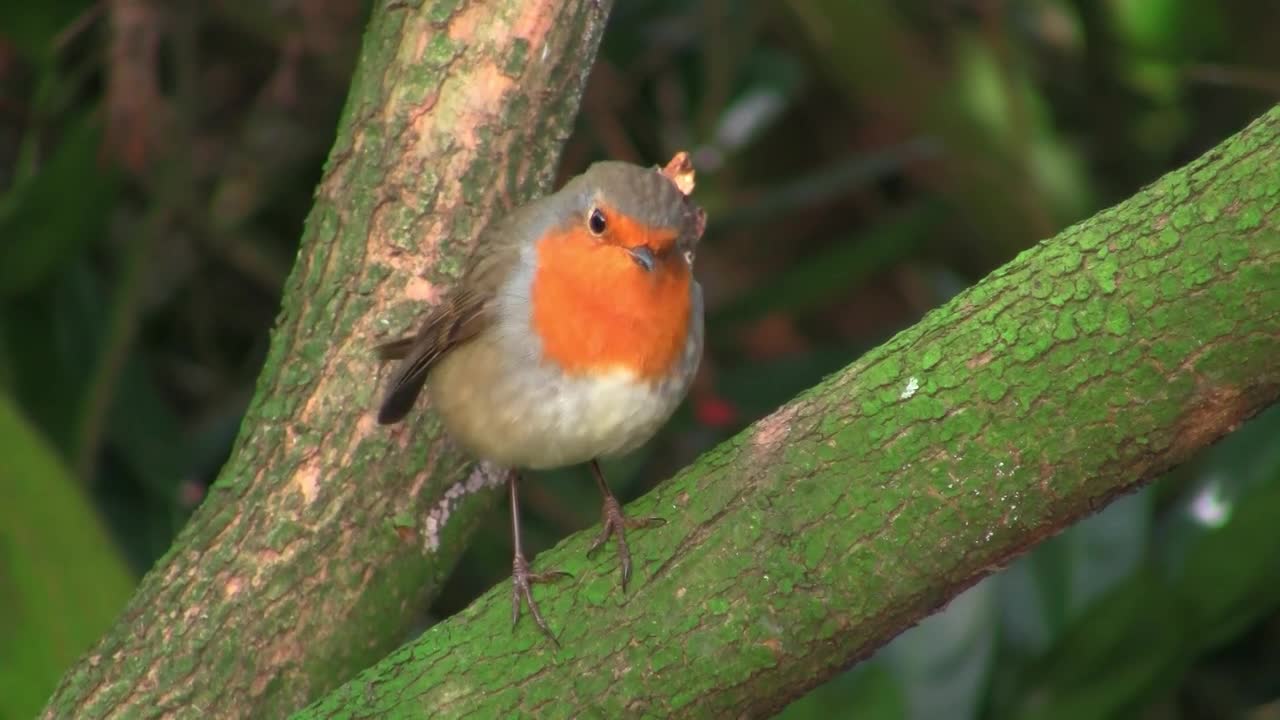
[376,154,706,643]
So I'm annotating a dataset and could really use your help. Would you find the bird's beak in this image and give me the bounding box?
[628,246,656,272]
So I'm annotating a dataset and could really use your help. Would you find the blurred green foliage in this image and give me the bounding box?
[0,393,133,719]
[1,0,1278,717]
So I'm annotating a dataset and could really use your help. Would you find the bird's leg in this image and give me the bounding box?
[585,460,666,593]
[509,471,570,645]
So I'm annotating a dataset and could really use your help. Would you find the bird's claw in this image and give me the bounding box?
[511,553,571,646]
[586,495,665,594]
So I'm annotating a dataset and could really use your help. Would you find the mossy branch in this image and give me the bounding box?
[294,105,1280,718]
[41,1,611,717]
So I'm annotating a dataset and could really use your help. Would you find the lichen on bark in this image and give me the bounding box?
[293,105,1280,719]
[41,1,612,718]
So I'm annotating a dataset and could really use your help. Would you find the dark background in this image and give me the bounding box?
[3,1,1279,717]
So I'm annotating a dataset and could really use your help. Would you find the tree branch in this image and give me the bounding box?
[41,1,611,717]
[294,105,1280,717]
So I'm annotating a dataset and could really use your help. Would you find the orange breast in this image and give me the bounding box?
[531,227,692,381]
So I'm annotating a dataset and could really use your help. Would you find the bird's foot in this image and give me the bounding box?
[511,553,571,646]
[586,495,665,594]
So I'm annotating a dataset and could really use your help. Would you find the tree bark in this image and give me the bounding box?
[292,106,1280,718]
[41,1,611,717]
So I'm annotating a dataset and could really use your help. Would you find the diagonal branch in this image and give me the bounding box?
[42,1,612,717]
[294,105,1280,717]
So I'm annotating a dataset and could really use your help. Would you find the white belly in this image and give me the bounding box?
[428,342,693,470]
[514,367,686,468]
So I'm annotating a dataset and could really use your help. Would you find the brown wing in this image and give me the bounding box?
[374,210,528,425]
[375,287,488,424]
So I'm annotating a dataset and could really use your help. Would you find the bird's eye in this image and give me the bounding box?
[588,208,607,235]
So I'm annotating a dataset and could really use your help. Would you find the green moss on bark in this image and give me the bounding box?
[40,1,611,718]
[295,105,1280,719]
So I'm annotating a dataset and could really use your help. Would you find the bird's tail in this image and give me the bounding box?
[374,295,485,425]
[374,333,435,425]
[374,336,416,361]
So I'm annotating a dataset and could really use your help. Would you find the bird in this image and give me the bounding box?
[375,155,706,643]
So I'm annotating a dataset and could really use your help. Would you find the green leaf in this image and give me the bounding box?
[710,203,943,336]
[992,489,1151,672]
[716,346,863,421]
[1062,491,1151,615]
[778,660,906,719]
[0,259,106,455]
[0,0,89,61]
[1002,571,1190,720]
[1160,406,1280,650]
[995,555,1059,659]
[0,111,119,296]
[0,391,134,719]
[1110,0,1227,59]
[886,582,998,720]
[104,353,192,500]
[995,409,1280,719]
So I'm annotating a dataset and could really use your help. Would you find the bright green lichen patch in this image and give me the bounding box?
[995,312,1021,344]
[1104,304,1132,335]
[1094,256,1120,294]
[1052,311,1077,341]
[505,38,530,77]
[1170,203,1197,230]
[424,31,458,66]
[1029,276,1053,300]
[920,345,942,370]
[1057,244,1084,272]
[980,376,1009,403]
[801,531,828,570]
[1077,226,1106,250]
[1237,205,1264,230]
[428,0,460,24]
